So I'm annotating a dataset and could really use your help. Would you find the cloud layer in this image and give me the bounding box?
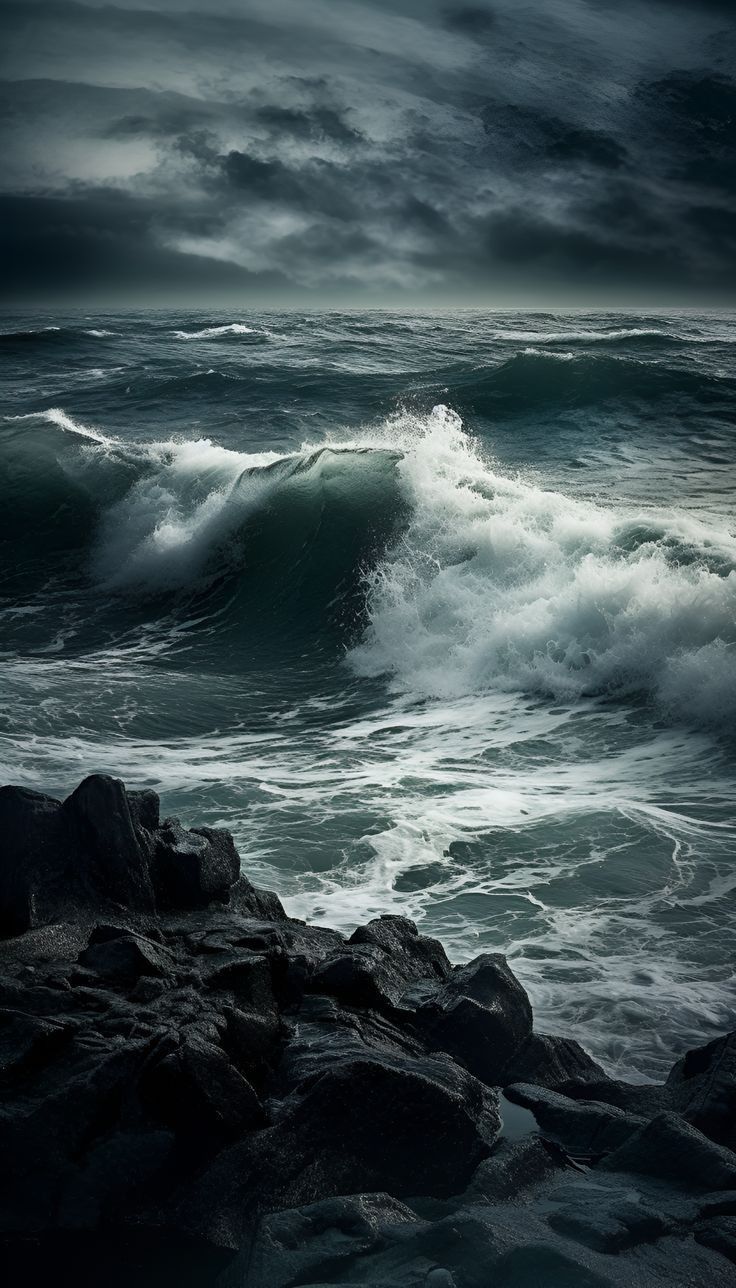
[1,0,735,303]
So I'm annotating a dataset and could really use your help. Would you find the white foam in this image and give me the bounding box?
[92,437,283,590]
[3,407,114,446]
[494,327,672,343]
[348,405,736,732]
[172,323,260,340]
[84,328,115,337]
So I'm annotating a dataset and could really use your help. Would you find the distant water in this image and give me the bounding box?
[1,308,735,1080]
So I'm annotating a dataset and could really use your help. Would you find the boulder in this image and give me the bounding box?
[78,929,173,985]
[204,952,276,1011]
[545,1178,670,1254]
[503,1032,606,1091]
[418,953,533,1086]
[152,818,240,908]
[62,774,156,912]
[666,1030,736,1151]
[0,1010,72,1078]
[247,1193,419,1288]
[311,916,451,1013]
[463,1136,565,1203]
[505,1083,645,1158]
[0,785,68,934]
[257,1054,500,1206]
[349,914,451,987]
[600,1113,736,1190]
[222,1004,284,1087]
[140,1032,265,1143]
[695,1216,736,1265]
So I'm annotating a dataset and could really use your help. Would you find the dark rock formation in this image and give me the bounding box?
[0,774,735,1287]
[417,952,532,1083]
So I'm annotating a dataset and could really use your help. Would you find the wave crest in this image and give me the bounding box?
[349,406,736,731]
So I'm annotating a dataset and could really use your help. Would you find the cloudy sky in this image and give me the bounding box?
[1,0,735,305]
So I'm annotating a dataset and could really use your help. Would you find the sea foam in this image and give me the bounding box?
[348,406,736,731]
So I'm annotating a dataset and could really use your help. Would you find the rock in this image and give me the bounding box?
[504,1032,606,1090]
[418,953,533,1086]
[62,774,156,912]
[126,787,161,834]
[228,874,287,923]
[0,775,267,936]
[3,771,736,1288]
[350,914,451,986]
[247,1193,419,1288]
[56,1128,176,1229]
[258,1054,500,1206]
[0,1010,72,1078]
[505,1083,645,1157]
[0,785,68,934]
[311,916,451,1013]
[222,1004,284,1086]
[204,952,276,1011]
[152,818,240,909]
[545,1176,671,1253]
[556,1075,671,1119]
[666,1030,736,1151]
[695,1216,736,1265]
[464,1135,565,1203]
[78,929,173,984]
[140,1032,265,1143]
[273,993,426,1096]
[600,1112,736,1190]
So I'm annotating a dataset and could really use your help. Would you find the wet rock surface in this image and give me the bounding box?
[0,775,734,1287]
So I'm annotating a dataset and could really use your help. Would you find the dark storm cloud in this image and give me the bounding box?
[0,0,734,303]
[480,103,628,171]
[441,7,497,37]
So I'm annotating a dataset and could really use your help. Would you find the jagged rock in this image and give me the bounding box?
[310,916,451,1013]
[463,1135,566,1203]
[695,1216,736,1265]
[56,1128,176,1229]
[152,818,240,908]
[666,1030,736,1151]
[62,774,156,911]
[258,1054,500,1205]
[0,785,66,934]
[222,1004,284,1086]
[204,952,276,1011]
[78,928,174,984]
[140,1032,265,1142]
[505,1083,645,1157]
[556,1075,671,1119]
[545,1178,671,1253]
[247,1193,420,1288]
[350,914,451,988]
[2,772,736,1288]
[228,873,287,923]
[417,953,533,1086]
[273,993,426,1096]
[504,1032,606,1090]
[600,1112,736,1189]
[0,1009,72,1077]
[0,776,268,937]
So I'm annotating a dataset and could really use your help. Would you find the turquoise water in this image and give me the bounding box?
[1,308,735,1079]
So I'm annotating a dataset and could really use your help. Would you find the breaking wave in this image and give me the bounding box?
[172,323,266,340]
[1,404,734,729]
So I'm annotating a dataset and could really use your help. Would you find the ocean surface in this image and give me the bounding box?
[1,307,735,1081]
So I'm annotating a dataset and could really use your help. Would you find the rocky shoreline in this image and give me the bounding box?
[1,774,734,1287]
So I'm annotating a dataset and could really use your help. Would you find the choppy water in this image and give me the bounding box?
[1,307,735,1080]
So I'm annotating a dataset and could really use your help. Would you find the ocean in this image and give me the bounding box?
[1,307,734,1082]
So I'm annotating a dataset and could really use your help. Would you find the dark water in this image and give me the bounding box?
[1,308,735,1080]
